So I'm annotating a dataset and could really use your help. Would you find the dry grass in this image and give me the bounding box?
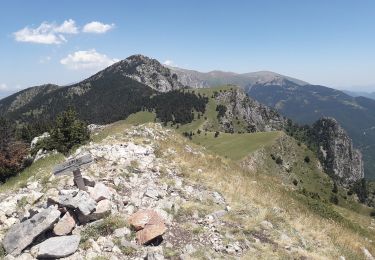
[155,128,375,259]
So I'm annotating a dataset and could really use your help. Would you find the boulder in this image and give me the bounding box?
[137,224,167,245]
[52,191,96,216]
[128,209,167,245]
[35,235,80,258]
[77,199,111,223]
[53,211,76,236]
[89,183,112,202]
[2,206,61,256]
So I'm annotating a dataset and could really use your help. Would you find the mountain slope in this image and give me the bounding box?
[171,67,375,180]
[1,122,374,259]
[344,90,375,100]
[248,83,375,180]
[0,84,59,115]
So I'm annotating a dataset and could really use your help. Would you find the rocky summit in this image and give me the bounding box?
[312,117,364,184]
[0,122,374,259]
[85,54,184,92]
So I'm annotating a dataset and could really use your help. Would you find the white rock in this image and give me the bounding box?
[260,220,274,230]
[114,227,131,238]
[35,235,80,258]
[89,183,112,202]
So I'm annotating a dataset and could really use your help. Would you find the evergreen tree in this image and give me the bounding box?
[49,108,90,154]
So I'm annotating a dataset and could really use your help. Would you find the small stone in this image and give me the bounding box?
[120,238,140,250]
[260,220,273,230]
[53,211,76,236]
[211,210,226,219]
[97,237,114,252]
[184,244,196,254]
[78,199,111,223]
[146,246,164,260]
[35,235,80,258]
[145,188,160,200]
[362,247,375,260]
[212,192,225,205]
[114,227,131,238]
[89,183,112,202]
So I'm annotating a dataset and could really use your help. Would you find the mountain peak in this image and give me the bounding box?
[85,54,183,92]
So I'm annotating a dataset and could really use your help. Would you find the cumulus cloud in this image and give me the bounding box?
[60,49,119,70]
[54,19,79,34]
[13,19,78,44]
[163,60,175,66]
[82,21,115,34]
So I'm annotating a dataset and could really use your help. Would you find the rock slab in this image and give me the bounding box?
[2,206,61,256]
[36,235,80,258]
[53,211,76,236]
[128,209,167,245]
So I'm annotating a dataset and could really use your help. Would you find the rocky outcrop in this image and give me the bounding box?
[312,117,364,184]
[86,54,184,92]
[2,206,61,256]
[215,88,286,132]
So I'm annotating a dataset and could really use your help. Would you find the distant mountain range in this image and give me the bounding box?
[169,67,375,180]
[343,90,375,100]
[0,55,374,180]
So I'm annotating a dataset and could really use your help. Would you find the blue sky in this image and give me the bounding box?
[0,0,375,97]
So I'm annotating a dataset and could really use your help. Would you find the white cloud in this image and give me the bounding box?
[83,21,115,34]
[13,19,78,44]
[0,83,8,91]
[163,60,175,66]
[54,19,78,34]
[60,49,119,70]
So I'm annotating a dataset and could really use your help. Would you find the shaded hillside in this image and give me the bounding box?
[248,83,375,180]
[0,84,59,115]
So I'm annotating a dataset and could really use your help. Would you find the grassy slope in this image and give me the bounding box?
[192,131,281,160]
[1,86,374,258]
[1,121,374,258]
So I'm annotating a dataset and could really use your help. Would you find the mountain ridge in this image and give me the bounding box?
[0,54,366,183]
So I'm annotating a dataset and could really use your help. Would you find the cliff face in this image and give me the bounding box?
[214,88,286,133]
[312,118,364,184]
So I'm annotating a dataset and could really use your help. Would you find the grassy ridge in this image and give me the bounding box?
[191,131,281,160]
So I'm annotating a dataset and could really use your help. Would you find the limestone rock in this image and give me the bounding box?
[89,183,112,202]
[53,211,76,236]
[78,199,111,223]
[35,235,80,258]
[313,118,364,185]
[114,227,131,238]
[128,209,167,245]
[2,206,61,256]
[146,246,165,260]
[52,190,96,216]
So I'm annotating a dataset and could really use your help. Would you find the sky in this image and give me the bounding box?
[0,0,375,98]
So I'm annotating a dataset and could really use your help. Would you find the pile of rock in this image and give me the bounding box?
[1,181,113,258]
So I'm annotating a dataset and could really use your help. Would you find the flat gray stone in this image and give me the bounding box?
[2,206,61,256]
[52,191,96,216]
[36,235,80,258]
